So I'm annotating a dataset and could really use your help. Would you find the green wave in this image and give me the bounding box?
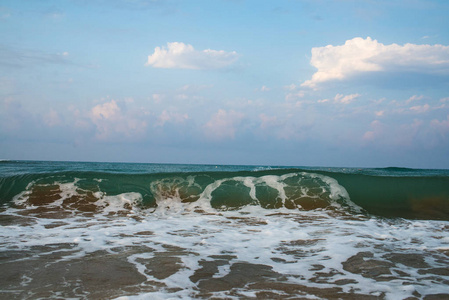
[1,168,448,220]
[319,171,449,220]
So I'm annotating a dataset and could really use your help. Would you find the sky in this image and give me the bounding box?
[1,0,449,168]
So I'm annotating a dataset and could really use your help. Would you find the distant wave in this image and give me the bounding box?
[376,166,416,171]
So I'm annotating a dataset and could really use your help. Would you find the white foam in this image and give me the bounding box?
[95,192,142,213]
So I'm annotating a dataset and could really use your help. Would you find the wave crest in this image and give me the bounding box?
[6,172,360,218]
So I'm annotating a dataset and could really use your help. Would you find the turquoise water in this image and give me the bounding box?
[1,160,449,220]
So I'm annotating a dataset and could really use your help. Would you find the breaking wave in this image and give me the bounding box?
[1,167,448,220]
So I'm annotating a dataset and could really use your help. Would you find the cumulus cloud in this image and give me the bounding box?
[410,104,430,114]
[363,120,384,142]
[146,42,239,70]
[91,100,119,120]
[155,110,188,127]
[406,95,424,104]
[204,109,244,140]
[431,115,449,134]
[375,110,385,117]
[152,93,165,103]
[302,37,449,88]
[334,93,360,104]
[90,100,147,140]
[285,90,305,101]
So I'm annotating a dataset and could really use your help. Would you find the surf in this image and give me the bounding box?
[1,161,448,221]
[1,161,449,299]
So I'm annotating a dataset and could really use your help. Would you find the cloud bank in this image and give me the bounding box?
[146,42,238,70]
[302,37,449,88]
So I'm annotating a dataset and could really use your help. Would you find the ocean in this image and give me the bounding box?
[1,160,449,299]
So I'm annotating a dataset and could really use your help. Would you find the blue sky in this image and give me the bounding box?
[1,0,449,168]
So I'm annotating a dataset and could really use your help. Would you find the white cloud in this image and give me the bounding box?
[179,84,213,92]
[431,115,449,133]
[43,109,62,127]
[363,120,384,142]
[370,98,387,106]
[406,95,424,104]
[90,100,147,140]
[152,93,165,103]
[334,93,360,104]
[146,42,239,70]
[204,109,244,140]
[375,110,385,117]
[91,100,120,120]
[410,104,430,114]
[302,37,449,88]
[284,84,297,91]
[285,90,305,101]
[155,110,188,127]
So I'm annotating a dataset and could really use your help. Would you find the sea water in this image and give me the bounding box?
[0,160,448,299]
